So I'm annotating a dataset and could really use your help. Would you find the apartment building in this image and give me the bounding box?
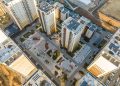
[87,29,120,78]
[0,29,57,85]
[38,1,57,35]
[75,73,103,86]
[0,30,37,80]
[24,70,56,86]
[61,16,89,52]
[2,0,38,30]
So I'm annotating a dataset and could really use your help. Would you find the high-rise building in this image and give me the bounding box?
[85,22,97,39]
[54,2,64,21]
[2,0,38,30]
[61,17,89,52]
[60,7,69,21]
[87,29,120,78]
[38,1,56,35]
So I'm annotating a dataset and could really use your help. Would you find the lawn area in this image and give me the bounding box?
[52,50,60,60]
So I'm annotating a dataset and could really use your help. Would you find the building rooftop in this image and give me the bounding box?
[87,23,98,31]
[9,54,37,77]
[100,67,120,86]
[2,0,11,3]
[68,0,100,11]
[0,30,37,79]
[62,16,90,34]
[54,2,64,8]
[0,30,22,63]
[0,30,8,43]
[73,44,91,64]
[62,17,80,31]
[69,11,80,20]
[78,16,90,25]
[60,6,81,20]
[99,0,120,21]
[60,7,69,14]
[38,1,54,13]
[4,23,20,36]
[78,0,91,5]
[103,29,120,61]
[24,70,56,86]
[76,73,103,86]
[0,39,22,63]
[54,2,80,20]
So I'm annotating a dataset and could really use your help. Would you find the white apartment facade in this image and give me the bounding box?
[3,0,38,30]
[38,1,56,35]
[61,17,89,52]
[54,2,64,20]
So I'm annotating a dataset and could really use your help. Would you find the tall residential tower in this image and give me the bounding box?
[61,17,90,52]
[2,0,38,30]
[38,1,57,35]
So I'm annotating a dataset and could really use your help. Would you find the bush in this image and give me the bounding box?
[23,32,31,38]
[72,44,82,53]
[23,30,35,38]
[36,24,41,29]
[53,50,60,60]
[20,38,25,42]
[30,30,35,34]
